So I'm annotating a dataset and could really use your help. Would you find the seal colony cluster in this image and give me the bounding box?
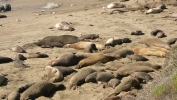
[1,0,177,100]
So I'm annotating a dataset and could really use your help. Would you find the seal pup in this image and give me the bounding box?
[0,73,5,85]
[49,21,74,31]
[131,30,144,35]
[108,49,134,59]
[15,54,27,61]
[130,72,153,83]
[107,2,126,9]
[96,72,115,83]
[140,38,171,50]
[0,56,13,64]
[151,29,165,38]
[146,8,163,14]
[79,34,100,40]
[11,45,26,53]
[167,38,177,45]
[105,37,123,47]
[43,66,63,82]
[69,68,96,90]
[76,54,115,69]
[0,15,7,18]
[107,78,121,89]
[53,66,76,76]
[85,72,98,83]
[20,81,65,100]
[25,52,48,58]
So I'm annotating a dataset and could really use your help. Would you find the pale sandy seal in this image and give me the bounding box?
[0,73,5,85]
[34,35,80,48]
[108,49,134,59]
[126,55,148,61]
[49,21,74,31]
[15,54,27,61]
[107,2,126,9]
[140,38,171,50]
[0,56,13,64]
[20,81,65,100]
[25,52,48,58]
[43,66,63,82]
[167,38,177,45]
[107,78,121,89]
[14,60,29,68]
[114,65,155,78]
[146,8,163,14]
[96,72,115,83]
[69,68,96,90]
[108,76,139,97]
[151,29,165,38]
[64,41,105,50]
[131,47,169,57]
[79,34,100,40]
[144,2,166,9]
[130,72,153,83]
[131,30,144,35]
[11,45,26,53]
[53,66,76,76]
[48,52,83,67]
[76,54,115,69]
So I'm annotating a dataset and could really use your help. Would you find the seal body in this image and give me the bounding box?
[108,78,120,89]
[53,66,76,76]
[151,29,165,38]
[130,72,153,83]
[126,55,148,61]
[108,49,134,59]
[11,45,26,53]
[0,73,5,85]
[96,72,115,83]
[69,68,96,90]
[25,52,48,58]
[0,56,13,64]
[105,37,122,46]
[85,72,98,83]
[107,2,126,9]
[146,8,163,14]
[53,21,74,31]
[79,34,99,40]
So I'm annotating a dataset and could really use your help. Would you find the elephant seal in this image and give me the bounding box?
[0,15,7,18]
[0,56,13,64]
[107,2,126,9]
[130,62,161,70]
[131,47,168,57]
[25,52,48,58]
[105,37,123,46]
[76,54,115,69]
[84,43,98,53]
[7,90,20,100]
[130,72,153,83]
[140,38,171,50]
[50,21,74,31]
[108,49,134,59]
[11,45,26,53]
[43,66,63,82]
[48,52,83,67]
[126,55,148,61]
[79,34,100,40]
[53,66,76,76]
[0,73,5,85]
[69,68,96,90]
[146,8,163,14]
[75,52,96,58]
[14,60,29,68]
[144,2,166,9]
[36,96,52,100]
[131,30,144,35]
[107,78,121,89]
[114,65,155,78]
[34,35,79,48]
[151,29,165,38]
[20,81,65,100]
[96,72,115,83]
[163,13,177,18]
[15,54,27,61]
[108,76,139,97]
[167,38,177,45]
[85,72,98,83]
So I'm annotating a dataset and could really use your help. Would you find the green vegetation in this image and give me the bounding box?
[172,73,177,92]
[153,84,166,96]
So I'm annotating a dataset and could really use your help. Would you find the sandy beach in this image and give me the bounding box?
[0,0,177,100]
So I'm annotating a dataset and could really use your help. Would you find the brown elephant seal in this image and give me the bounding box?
[131,47,168,57]
[11,45,26,53]
[76,54,115,69]
[43,66,63,82]
[34,35,79,48]
[107,78,121,89]
[140,38,171,50]
[0,73,5,85]
[25,52,48,58]
[151,29,165,38]
[114,65,155,78]
[96,72,115,83]
[79,34,100,40]
[108,76,139,97]
[130,72,153,83]
[20,81,65,100]
[48,52,83,67]
[15,54,27,61]
[0,56,13,64]
[0,15,7,18]
[65,41,105,50]
[108,49,134,59]
[75,52,96,58]
[107,2,126,9]
[69,68,96,90]
[85,72,98,83]
[131,30,144,35]
[167,38,177,45]
[14,60,29,68]
[49,21,74,31]
[84,43,98,53]
[130,62,161,70]
[53,66,76,76]
[126,55,148,61]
